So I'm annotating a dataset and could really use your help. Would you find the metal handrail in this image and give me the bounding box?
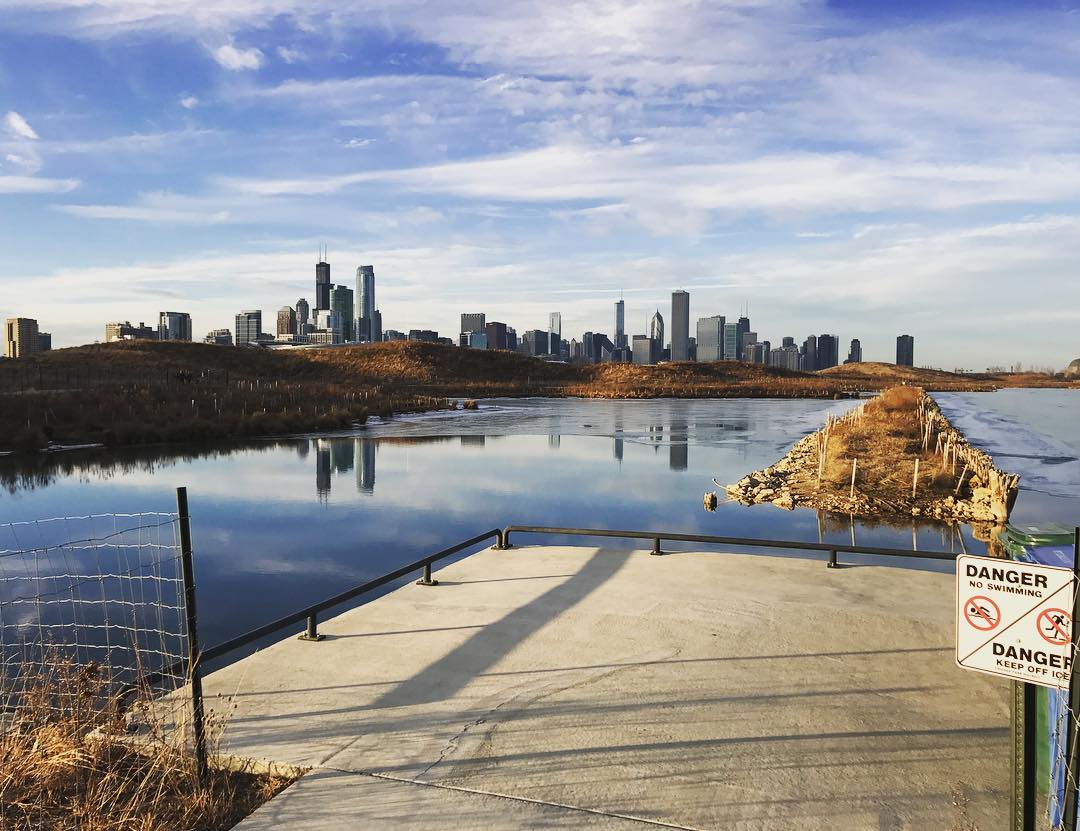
[195,523,956,665]
[200,527,505,662]
[501,525,959,565]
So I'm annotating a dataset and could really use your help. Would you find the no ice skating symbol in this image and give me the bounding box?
[964,596,1000,631]
[1037,609,1072,646]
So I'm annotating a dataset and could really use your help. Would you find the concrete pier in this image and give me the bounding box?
[206,545,1010,830]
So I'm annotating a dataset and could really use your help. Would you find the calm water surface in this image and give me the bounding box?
[1,391,1077,661]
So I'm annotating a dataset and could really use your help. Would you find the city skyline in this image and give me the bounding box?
[2,2,1080,367]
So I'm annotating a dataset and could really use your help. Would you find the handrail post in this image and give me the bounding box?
[176,487,208,782]
[651,536,664,556]
[495,528,511,550]
[827,549,838,569]
[416,562,439,586]
[298,612,325,642]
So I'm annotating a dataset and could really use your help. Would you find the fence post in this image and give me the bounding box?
[827,549,838,569]
[1061,527,1080,831]
[176,487,208,782]
[651,536,663,556]
[298,612,324,642]
[416,562,438,587]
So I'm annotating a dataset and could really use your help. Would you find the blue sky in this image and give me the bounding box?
[1,0,1079,369]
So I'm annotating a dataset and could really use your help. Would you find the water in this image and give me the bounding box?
[0,392,1076,663]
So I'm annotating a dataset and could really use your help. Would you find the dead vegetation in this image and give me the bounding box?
[721,386,1018,526]
[0,656,295,830]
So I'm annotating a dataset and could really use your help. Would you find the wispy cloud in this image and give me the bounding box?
[0,175,78,194]
[4,111,38,140]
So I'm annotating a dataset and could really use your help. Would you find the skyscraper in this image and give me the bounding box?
[723,322,739,361]
[632,334,657,365]
[670,291,690,361]
[896,334,915,367]
[315,247,331,311]
[846,339,863,364]
[614,300,626,349]
[277,306,296,339]
[548,312,561,355]
[295,298,310,330]
[736,316,750,361]
[817,334,839,370]
[802,335,818,371]
[356,265,376,341]
[235,310,262,346]
[649,310,664,351]
[461,313,486,340]
[696,315,724,362]
[485,321,508,350]
[157,311,192,342]
[331,285,355,341]
[4,318,45,359]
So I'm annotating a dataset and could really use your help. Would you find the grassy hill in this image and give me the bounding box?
[820,361,1076,390]
[0,341,1068,452]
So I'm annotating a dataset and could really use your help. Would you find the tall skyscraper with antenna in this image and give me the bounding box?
[315,245,331,311]
[614,298,625,348]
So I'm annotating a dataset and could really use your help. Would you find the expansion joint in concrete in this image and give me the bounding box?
[363,771,708,830]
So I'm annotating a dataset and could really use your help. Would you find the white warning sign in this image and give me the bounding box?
[956,554,1075,689]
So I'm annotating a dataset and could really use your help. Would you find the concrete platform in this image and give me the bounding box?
[207,545,1011,830]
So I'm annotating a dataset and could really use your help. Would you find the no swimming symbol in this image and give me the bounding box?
[964,596,1000,632]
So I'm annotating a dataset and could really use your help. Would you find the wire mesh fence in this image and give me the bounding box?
[0,510,192,732]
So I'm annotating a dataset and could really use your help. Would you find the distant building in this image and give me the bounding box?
[315,309,343,343]
[315,250,331,311]
[632,334,657,366]
[781,336,795,348]
[614,300,626,349]
[846,339,863,364]
[331,285,355,341]
[461,313,486,342]
[741,331,757,359]
[670,291,690,361]
[649,310,664,353]
[696,315,724,362]
[105,321,156,342]
[736,316,750,361]
[549,312,562,355]
[770,344,800,371]
[204,328,232,346]
[371,309,382,344]
[408,329,439,342]
[506,326,518,351]
[355,265,376,342]
[295,298,310,330]
[383,329,407,341]
[485,321,508,350]
[748,342,768,364]
[277,306,297,339]
[4,317,48,358]
[801,335,817,371]
[817,334,839,370]
[158,311,192,342]
[234,310,262,346]
[464,331,488,349]
[723,322,739,362]
[896,334,915,367]
[521,329,550,356]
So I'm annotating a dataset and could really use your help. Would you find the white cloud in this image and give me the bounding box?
[276,45,303,64]
[211,41,264,71]
[342,137,374,149]
[54,203,231,224]
[4,111,38,140]
[0,175,78,194]
[180,95,200,109]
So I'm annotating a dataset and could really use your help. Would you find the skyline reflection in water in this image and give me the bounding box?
[0,392,1076,659]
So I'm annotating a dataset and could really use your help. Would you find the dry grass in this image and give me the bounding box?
[0,657,295,831]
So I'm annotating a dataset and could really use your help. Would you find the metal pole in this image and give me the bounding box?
[651,536,663,556]
[1012,680,1037,831]
[827,549,838,569]
[1061,526,1080,831]
[176,487,208,781]
[416,562,439,587]
[298,612,324,642]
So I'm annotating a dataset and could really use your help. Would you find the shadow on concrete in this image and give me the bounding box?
[370,548,627,709]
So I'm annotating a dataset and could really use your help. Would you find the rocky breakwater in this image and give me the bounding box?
[715,387,1020,525]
